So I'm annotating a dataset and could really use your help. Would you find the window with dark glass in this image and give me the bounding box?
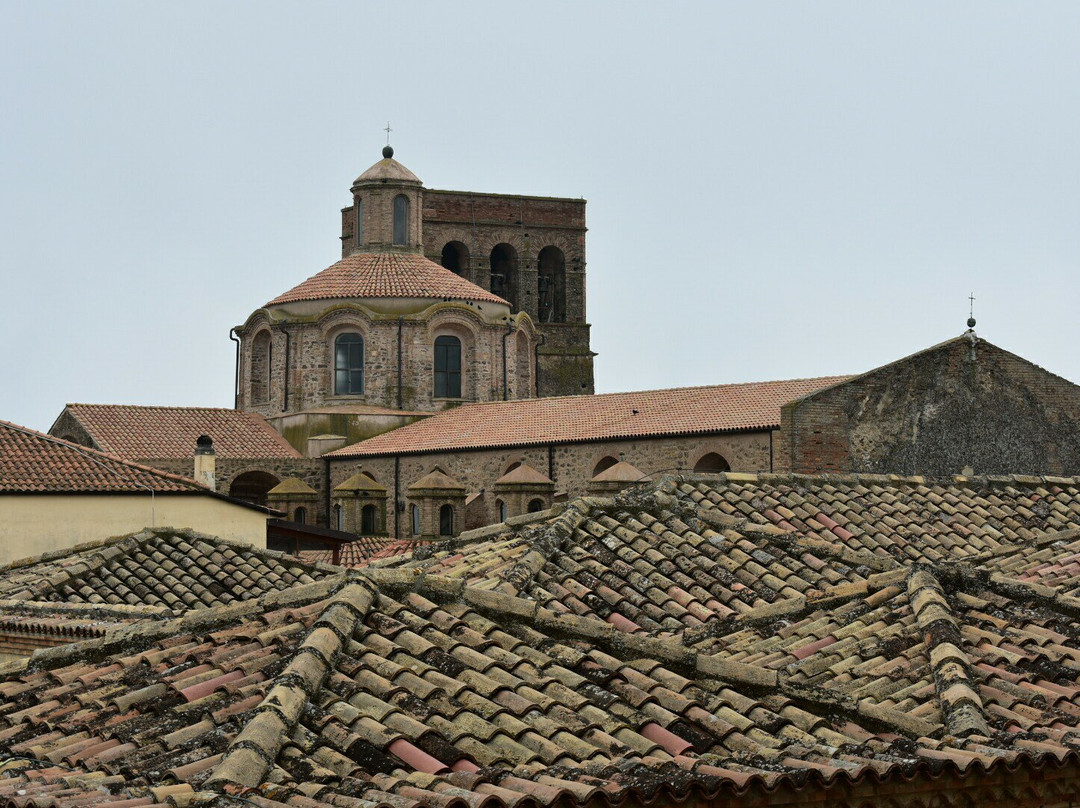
[393,195,409,245]
[355,197,363,246]
[334,333,364,395]
[439,504,455,536]
[434,335,461,398]
[410,504,420,536]
[294,507,307,524]
[333,504,343,531]
[361,504,377,535]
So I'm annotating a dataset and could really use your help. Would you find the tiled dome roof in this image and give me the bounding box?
[266,251,508,307]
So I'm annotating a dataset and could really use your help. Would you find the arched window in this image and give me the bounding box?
[410,504,420,536]
[393,195,409,246]
[439,504,455,536]
[592,456,618,477]
[333,504,343,531]
[434,335,462,398]
[489,243,518,309]
[334,333,364,395]
[528,499,544,513]
[250,330,272,404]
[294,507,307,524]
[537,246,566,323]
[361,504,377,535]
[694,452,731,473]
[441,241,469,275]
[497,499,508,522]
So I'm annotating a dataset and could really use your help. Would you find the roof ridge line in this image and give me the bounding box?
[205,576,378,791]
[908,566,991,738]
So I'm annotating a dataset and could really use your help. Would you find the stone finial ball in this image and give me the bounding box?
[967,317,976,328]
[383,145,394,159]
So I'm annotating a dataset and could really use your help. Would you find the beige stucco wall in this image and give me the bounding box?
[0,494,268,565]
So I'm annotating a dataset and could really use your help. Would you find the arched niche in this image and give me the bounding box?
[593,456,618,477]
[441,241,469,276]
[229,470,280,508]
[489,243,518,309]
[694,452,731,473]
[250,330,272,404]
[537,246,566,323]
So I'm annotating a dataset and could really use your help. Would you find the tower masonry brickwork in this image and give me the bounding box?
[342,187,593,397]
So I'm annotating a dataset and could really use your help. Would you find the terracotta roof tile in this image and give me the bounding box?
[331,376,851,457]
[266,251,508,307]
[6,474,1080,805]
[0,527,337,608]
[58,404,301,460]
[0,420,210,494]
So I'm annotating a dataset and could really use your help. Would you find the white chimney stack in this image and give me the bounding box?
[194,435,216,490]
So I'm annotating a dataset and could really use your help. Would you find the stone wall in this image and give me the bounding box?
[778,335,1080,476]
[239,304,536,418]
[330,431,772,537]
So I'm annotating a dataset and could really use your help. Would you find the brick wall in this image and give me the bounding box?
[340,188,594,397]
[779,335,1080,476]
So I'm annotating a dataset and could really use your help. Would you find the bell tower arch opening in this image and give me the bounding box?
[490,243,518,310]
[537,246,566,323]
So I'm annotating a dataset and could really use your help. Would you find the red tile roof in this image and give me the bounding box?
[330,376,851,457]
[266,250,509,307]
[58,404,302,460]
[0,420,209,494]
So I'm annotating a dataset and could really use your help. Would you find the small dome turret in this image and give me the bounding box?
[352,148,421,187]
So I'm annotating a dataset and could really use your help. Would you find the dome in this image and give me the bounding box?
[353,151,421,186]
[265,251,509,307]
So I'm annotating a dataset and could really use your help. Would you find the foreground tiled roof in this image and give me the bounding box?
[266,251,509,306]
[0,420,209,494]
[6,475,1080,805]
[0,528,337,609]
[330,377,851,457]
[58,404,302,460]
[299,537,426,567]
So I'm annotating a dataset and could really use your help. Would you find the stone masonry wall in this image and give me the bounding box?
[778,336,1080,476]
[331,431,771,538]
[239,305,534,417]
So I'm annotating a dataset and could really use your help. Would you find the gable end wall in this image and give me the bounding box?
[779,337,1080,476]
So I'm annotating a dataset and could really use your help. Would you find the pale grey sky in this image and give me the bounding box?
[3,2,1079,432]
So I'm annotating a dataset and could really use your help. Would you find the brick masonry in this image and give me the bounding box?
[343,187,594,396]
[778,335,1080,476]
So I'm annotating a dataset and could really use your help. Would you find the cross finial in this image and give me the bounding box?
[967,292,977,330]
[384,122,392,145]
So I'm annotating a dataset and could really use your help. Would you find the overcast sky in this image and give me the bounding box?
[3,2,1079,432]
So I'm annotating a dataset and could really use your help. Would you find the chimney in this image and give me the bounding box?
[194,435,216,490]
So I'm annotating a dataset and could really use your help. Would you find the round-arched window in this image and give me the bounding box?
[334,333,364,395]
[434,335,462,398]
[393,195,409,245]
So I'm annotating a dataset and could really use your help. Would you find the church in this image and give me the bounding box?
[49,146,1080,545]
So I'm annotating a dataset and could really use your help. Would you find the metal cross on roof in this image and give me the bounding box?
[384,122,392,145]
